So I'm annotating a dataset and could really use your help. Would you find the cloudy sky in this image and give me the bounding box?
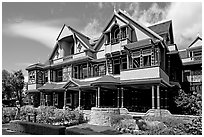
[2,2,202,81]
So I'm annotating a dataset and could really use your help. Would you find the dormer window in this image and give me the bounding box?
[121,27,127,39]
[111,24,120,44]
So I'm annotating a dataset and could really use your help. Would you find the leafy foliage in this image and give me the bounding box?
[175,90,202,115]
[2,70,25,107]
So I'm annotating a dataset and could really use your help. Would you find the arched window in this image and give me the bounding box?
[111,24,120,43]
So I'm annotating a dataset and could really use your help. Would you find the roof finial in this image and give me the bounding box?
[113,3,116,13]
[197,32,200,38]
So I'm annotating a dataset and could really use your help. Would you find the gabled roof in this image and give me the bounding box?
[188,35,202,48]
[148,20,172,35]
[26,63,45,70]
[118,9,163,41]
[67,25,94,51]
[91,74,120,86]
[124,38,159,50]
[102,10,129,33]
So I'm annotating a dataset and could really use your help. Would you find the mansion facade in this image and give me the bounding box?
[26,9,202,114]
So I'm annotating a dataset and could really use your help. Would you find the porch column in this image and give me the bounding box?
[40,92,43,105]
[97,87,100,108]
[63,90,67,110]
[87,62,89,77]
[127,54,129,69]
[157,85,160,109]
[117,88,120,108]
[95,90,98,107]
[53,92,55,106]
[165,89,168,109]
[106,58,109,74]
[121,87,124,108]
[79,89,81,108]
[152,86,155,109]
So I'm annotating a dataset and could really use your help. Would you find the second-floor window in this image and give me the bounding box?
[56,69,63,82]
[29,71,35,83]
[143,55,151,67]
[113,59,120,74]
[44,71,48,83]
[111,24,120,44]
[98,64,105,76]
[81,65,88,79]
[73,66,79,79]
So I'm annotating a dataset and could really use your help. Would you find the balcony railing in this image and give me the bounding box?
[182,55,202,64]
[121,66,169,83]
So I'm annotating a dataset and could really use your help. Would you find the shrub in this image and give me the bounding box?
[2,107,17,123]
[110,114,133,127]
[175,90,202,115]
[19,105,37,121]
[36,106,56,124]
[185,116,202,135]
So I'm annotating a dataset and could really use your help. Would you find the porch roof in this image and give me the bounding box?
[121,78,172,88]
[91,74,120,86]
[25,89,39,93]
[38,82,65,92]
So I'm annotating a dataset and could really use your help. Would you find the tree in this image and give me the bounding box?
[10,70,25,107]
[2,69,13,100]
[2,69,25,106]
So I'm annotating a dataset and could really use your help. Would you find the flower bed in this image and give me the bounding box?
[2,107,17,123]
[112,115,202,135]
[3,105,85,128]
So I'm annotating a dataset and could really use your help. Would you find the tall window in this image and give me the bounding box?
[121,27,127,39]
[113,59,120,74]
[98,64,105,76]
[81,65,88,79]
[143,55,151,67]
[132,51,140,68]
[111,24,120,44]
[105,32,110,44]
[143,49,152,67]
[93,65,99,77]
[133,57,140,68]
[73,66,79,79]
[56,69,63,82]
[121,56,127,70]
[44,70,48,83]
[29,71,35,83]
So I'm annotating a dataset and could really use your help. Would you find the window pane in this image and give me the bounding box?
[133,57,140,68]
[143,55,151,67]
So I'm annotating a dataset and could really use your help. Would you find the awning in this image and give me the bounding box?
[91,74,120,86]
[38,82,65,92]
[25,89,39,93]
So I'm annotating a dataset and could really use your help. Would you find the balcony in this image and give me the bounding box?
[182,56,202,65]
[121,66,169,83]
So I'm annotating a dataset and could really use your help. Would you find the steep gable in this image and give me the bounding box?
[118,9,163,41]
[188,36,202,48]
[49,25,94,61]
[94,9,164,51]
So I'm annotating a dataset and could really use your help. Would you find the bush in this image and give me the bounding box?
[35,106,84,126]
[2,107,17,123]
[175,90,202,115]
[19,105,37,121]
[36,106,56,124]
[185,116,202,135]
[110,114,133,127]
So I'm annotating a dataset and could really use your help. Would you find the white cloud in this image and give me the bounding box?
[128,2,202,49]
[82,19,102,39]
[3,20,65,49]
[166,2,202,49]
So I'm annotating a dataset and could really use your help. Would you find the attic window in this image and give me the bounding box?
[111,24,120,44]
